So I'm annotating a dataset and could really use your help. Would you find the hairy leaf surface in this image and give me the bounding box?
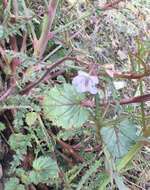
[101,120,137,158]
[29,156,58,184]
[43,83,89,128]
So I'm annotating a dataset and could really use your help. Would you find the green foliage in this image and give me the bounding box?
[25,112,38,126]
[98,143,142,189]
[0,122,5,131]
[0,0,149,189]
[9,154,24,174]
[2,21,27,40]
[8,133,32,154]
[57,128,83,140]
[101,119,138,158]
[76,160,101,190]
[5,177,25,190]
[43,83,90,129]
[114,173,128,190]
[29,156,59,184]
[0,25,4,38]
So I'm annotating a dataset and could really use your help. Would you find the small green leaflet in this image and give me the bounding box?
[25,112,38,126]
[4,177,25,190]
[43,83,89,129]
[100,119,138,159]
[8,133,32,154]
[29,156,59,184]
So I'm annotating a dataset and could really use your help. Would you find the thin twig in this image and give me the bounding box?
[0,105,32,112]
[20,55,150,95]
[102,94,150,106]
[20,56,84,95]
[114,72,150,79]
[0,86,15,102]
[81,94,150,108]
[21,32,27,52]
[47,129,84,163]
[2,0,8,8]
[12,0,19,18]
[57,139,84,163]
[4,114,14,133]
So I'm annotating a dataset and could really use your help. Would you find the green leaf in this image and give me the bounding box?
[5,177,25,190]
[116,143,142,172]
[8,133,32,153]
[0,122,5,131]
[16,168,30,185]
[29,156,59,184]
[25,112,38,126]
[100,119,137,158]
[43,83,89,129]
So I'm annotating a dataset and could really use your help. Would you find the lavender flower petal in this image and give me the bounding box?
[72,71,99,94]
[88,85,98,94]
[90,76,99,84]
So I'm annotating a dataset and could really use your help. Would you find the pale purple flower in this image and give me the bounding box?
[72,71,98,94]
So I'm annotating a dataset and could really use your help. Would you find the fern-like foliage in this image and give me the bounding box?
[1,22,27,40]
[76,160,101,190]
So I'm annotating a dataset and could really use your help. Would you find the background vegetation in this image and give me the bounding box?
[0,0,149,189]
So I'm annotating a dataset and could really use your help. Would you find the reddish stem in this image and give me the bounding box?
[101,0,125,10]
[2,0,7,8]
[20,57,83,95]
[35,0,58,58]
[0,86,15,102]
[57,139,84,163]
[118,94,150,105]
[112,70,150,79]
[99,94,150,106]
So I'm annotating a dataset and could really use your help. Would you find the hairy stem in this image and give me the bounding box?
[34,0,59,58]
[12,0,18,18]
[95,94,103,143]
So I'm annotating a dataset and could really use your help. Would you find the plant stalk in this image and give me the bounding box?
[34,0,59,58]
